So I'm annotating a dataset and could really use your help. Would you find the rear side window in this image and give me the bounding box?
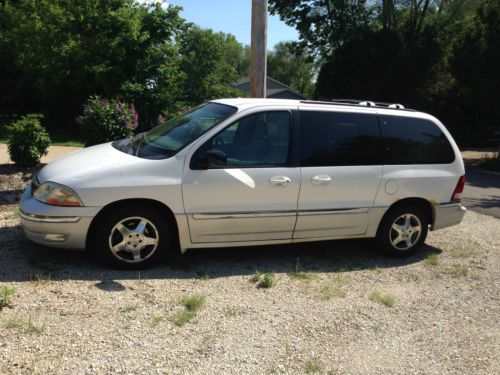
[300,111,381,166]
[380,116,455,164]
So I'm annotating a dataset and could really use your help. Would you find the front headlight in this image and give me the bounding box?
[33,182,83,207]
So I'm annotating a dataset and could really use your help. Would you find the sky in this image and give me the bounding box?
[155,0,299,48]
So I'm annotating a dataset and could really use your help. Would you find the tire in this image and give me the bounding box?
[376,205,429,257]
[91,204,172,269]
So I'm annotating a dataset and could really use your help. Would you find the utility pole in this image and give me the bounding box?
[250,0,268,98]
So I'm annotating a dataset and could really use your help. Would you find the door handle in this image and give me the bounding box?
[312,175,332,185]
[270,176,291,186]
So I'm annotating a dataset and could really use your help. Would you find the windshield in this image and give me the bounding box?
[113,103,237,159]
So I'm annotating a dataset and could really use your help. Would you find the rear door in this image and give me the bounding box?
[294,108,384,239]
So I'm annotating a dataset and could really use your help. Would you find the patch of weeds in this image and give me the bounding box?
[258,273,276,288]
[250,271,263,283]
[122,304,139,314]
[0,286,15,309]
[288,257,314,280]
[10,206,19,216]
[4,316,23,329]
[173,294,205,327]
[452,249,475,259]
[26,317,44,334]
[224,306,243,317]
[251,271,276,288]
[197,271,211,280]
[151,314,164,327]
[318,285,346,300]
[372,322,384,334]
[30,271,52,284]
[370,291,395,307]
[408,272,421,282]
[330,267,347,284]
[451,265,469,278]
[305,358,323,373]
[424,253,439,266]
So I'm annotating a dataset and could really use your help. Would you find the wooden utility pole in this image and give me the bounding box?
[250,0,268,98]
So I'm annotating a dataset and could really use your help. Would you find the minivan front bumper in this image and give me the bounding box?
[433,202,466,230]
[19,187,99,249]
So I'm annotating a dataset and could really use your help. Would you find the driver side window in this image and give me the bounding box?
[198,111,291,168]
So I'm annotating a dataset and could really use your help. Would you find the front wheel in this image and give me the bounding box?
[91,204,172,269]
[376,205,429,257]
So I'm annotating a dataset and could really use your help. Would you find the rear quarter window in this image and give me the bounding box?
[380,115,455,164]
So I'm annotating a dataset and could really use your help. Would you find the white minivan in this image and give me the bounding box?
[20,99,466,268]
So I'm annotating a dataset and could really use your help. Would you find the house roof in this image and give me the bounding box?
[232,76,307,100]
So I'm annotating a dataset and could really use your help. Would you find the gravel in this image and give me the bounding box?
[0,204,499,374]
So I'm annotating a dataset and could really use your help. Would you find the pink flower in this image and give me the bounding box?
[101,98,109,107]
[157,114,164,124]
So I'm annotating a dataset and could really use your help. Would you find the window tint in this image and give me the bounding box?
[300,111,381,166]
[195,111,291,168]
[380,116,455,164]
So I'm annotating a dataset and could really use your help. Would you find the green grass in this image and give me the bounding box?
[318,285,346,300]
[173,294,206,327]
[151,314,164,327]
[288,257,314,280]
[26,317,45,334]
[258,273,276,288]
[452,265,469,278]
[4,317,23,329]
[305,358,323,373]
[250,271,263,283]
[424,253,440,266]
[30,271,52,284]
[0,286,15,308]
[370,291,395,307]
[122,304,139,314]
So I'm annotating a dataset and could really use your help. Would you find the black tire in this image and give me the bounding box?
[376,205,429,257]
[91,203,172,269]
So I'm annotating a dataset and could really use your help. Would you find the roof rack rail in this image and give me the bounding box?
[300,99,415,112]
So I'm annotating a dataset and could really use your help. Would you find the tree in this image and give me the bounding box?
[267,42,317,96]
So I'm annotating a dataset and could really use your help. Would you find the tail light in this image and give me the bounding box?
[451,175,466,201]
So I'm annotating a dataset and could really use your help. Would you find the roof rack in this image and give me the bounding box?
[300,99,415,112]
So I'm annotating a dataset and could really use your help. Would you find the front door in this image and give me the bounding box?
[182,110,300,243]
[294,109,383,238]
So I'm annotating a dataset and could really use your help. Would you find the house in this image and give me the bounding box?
[232,76,307,100]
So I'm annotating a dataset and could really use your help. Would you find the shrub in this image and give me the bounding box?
[7,115,50,167]
[77,96,138,147]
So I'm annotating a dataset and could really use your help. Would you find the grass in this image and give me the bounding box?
[318,285,346,300]
[452,265,469,278]
[30,271,52,284]
[370,291,395,307]
[305,358,323,373]
[224,306,243,317]
[5,316,23,329]
[122,304,139,314]
[424,253,440,266]
[250,271,276,288]
[151,314,164,327]
[288,257,314,280]
[173,294,206,327]
[26,317,45,334]
[0,286,15,309]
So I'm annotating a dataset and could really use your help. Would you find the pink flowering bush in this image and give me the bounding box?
[78,96,138,147]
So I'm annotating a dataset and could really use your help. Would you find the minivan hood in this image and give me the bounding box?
[37,142,139,185]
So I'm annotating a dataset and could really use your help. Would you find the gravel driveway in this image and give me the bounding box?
[0,204,498,375]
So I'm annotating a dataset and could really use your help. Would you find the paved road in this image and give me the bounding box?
[463,168,500,219]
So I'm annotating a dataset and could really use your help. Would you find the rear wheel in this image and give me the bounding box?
[376,205,429,257]
[92,204,172,269]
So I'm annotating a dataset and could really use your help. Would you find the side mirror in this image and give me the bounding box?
[198,148,227,168]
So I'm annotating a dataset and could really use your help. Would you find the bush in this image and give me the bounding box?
[7,115,50,167]
[77,96,138,147]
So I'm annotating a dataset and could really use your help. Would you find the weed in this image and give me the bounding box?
[250,271,263,283]
[424,254,439,266]
[151,314,164,327]
[197,271,211,280]
[289,257,314,280]
[224,306,243,317]
[4,316,23,329]
[408,272,421,282]
[30,271,52,284]
[173,294,206,327]
[121,304,139,314]
[26,317,44,334]
[258,273,276,288]
[305,358,323,373]
[370,291,395,307]
[372,322,384,334]
[0,286,14,308]
[452,265,469,278]
[10,206,19,216]
[318,286,346,300]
